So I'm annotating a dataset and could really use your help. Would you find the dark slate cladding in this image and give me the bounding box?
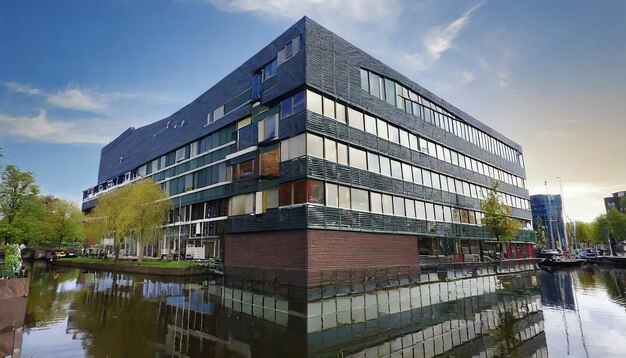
[302,17,526,179]
[97,18,308,184]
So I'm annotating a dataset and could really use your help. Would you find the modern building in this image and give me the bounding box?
[530,194,566,250]
[82,17,535,287]
[604,191,625,213]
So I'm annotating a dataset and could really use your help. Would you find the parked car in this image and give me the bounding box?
[578,249,597,259]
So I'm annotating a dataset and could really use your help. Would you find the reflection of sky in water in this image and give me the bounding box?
[542,270,626,357]
[24,318,85,358]
[55,279,80,293]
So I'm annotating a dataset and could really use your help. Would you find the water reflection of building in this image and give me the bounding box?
[62,269,547,357]
[539,271,576,310]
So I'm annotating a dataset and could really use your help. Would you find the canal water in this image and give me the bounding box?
[14,262,626,357]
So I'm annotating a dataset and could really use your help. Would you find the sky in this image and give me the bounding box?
[1,0,624,222]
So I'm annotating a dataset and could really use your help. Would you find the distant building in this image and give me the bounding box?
[530,194,567,249]
[604,191,625,213]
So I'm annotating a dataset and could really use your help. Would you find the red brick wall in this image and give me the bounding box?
[225,230,308,270]
[306,230,419,269]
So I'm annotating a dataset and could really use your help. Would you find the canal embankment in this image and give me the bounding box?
[53,258,211,276]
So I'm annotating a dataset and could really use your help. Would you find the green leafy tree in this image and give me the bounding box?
[42,196,85,248]
[480,181,522,241]
[117,180,171,262]
[0,165,44,244]
[606,207,626,240]
[92,180,170,261]
[91,184,132,260]
[591,214,611,244]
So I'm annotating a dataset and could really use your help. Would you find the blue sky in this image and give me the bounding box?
[1,0,624,222]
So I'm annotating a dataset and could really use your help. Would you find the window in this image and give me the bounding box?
[307,133,324,158]
[337,143,348,165]
[382,194,393,215]
[348,107,364,130]
[402,163,413,182]
[335,102,346,123]
[370,192,382,213]
[281,133,306,160]
[264,189,279,212]
[230,194,254,216]
[260,147,279,176]
[258,114,278,142]
[393,196,405,216]
[326,183,338,207]
[323,96,335,119]
[369,72,381,98]
[306,90,323,115]
[325,138,337,162]
[390,160,402,179]
[367,152,380,173]
[351,188,369,211]
[409,134,418,151]
[425,202,435,221]
[349,147,367,170]
[422,170,432,187]
[431,173,441,190]
[263,59,277,81]
[413,167,422,185]
[280,91,305,119]
[384,78,395,106]
[338,185,351,209]
[399,129,409,148]
[213,106,224,122]
[293,179,307,204]
[279,179,309,206]
[443,206,452,223]
[419,138,429,153]
[364,114,377,134]
[176,147,186,162]
[360,68,369,92]
[434,205,444,221]
[405,199,416,218]
[380,156,391,176]
[309,180,325,204]
[416,201,426,219]
[377,118,388,140]
[232,159,255,181]
[388,125,400,144]
[279,182,292,206]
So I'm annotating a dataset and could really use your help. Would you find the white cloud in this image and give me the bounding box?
[3,81,42,95]
[206,0,402,24]
[399,2,484,71]
[47,86,108,112]
[0,110,113,144]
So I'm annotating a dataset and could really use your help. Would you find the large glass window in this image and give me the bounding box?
[360,69,369,92]
[364,114,377,134]
[416,201,426,220]
[326,183,338,207]
[367,152,380,173]
[260,147,279,176]
[230,194,254,216]
[258,114,278,142]
[263,59,277,81]
[402,163,413,182]
[293,179,307,204]
[338,185,351,209]
[434,205,444,221]
[413,167,422,185]
[349,147,367,170]
[422,169,432,187]
[393,196,405,216]
[369,72,381,98]
[232,159,255,181]
[370,192,382,213]
[382,194,393,215]
[337,143,348,165]
[405,199,416,218]
[388,125,400,144]
[425,202,435,221]
[323,96,335,119]
[306,90,323,115]
[380,156,391,176]
[377,118,388,140]
[348,107,364,131]
[279,182,292,206]
[307,133,324,158]
[309,180,325,204]
[324,138,337,162]
[351,188,369,211]
[390,159,402,179]
[335,102,346,123]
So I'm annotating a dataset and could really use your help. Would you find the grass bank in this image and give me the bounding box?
[62,257,197,268]
[53,257,209,276]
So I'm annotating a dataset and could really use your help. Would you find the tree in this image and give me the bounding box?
[480,181,522,241]
[606,207,626,240]
[534,219,548,247]
[42,196,85,248]
[117,180,171,262]
[591,214,611,244]
[0,165,43,244]
[91,184,132,260]
[92,180,170,261]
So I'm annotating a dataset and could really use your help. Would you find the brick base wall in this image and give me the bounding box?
[225,229,420,288]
